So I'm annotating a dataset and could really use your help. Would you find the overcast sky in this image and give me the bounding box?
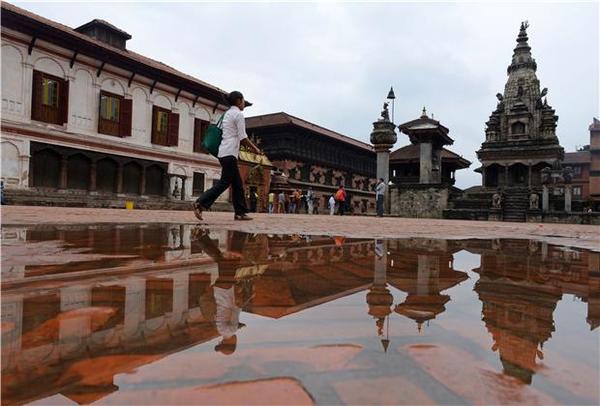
[14,1,599,187]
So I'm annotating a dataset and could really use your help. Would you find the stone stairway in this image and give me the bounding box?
[502,187,529,222]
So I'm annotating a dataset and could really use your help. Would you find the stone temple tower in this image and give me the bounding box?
[477,22,564,190]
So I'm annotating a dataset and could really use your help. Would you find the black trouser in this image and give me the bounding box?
[338,200,345,215]
[195,156,248,215]
[376,195,384,217]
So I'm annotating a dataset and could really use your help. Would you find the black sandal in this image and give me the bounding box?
[234,214,253,221]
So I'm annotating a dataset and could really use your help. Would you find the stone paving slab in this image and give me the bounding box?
[2,206,599,251]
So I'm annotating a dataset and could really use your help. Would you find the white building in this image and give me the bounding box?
[1,2,230,207]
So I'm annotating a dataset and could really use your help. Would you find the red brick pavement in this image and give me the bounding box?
[2,206,599,251]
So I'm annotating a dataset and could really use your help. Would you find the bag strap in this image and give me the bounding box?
[216,114,224,128]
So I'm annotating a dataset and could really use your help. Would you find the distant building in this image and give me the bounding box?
[590,118,600,210]
[246,112,377,213]
[560,117,600,210]
[563,147,590,200]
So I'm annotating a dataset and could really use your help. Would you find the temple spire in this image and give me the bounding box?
[508,21,537,74]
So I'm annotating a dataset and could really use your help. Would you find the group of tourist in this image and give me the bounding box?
[192,90,387,221]
[267,188,318,214]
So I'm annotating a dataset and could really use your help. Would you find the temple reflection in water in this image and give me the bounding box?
[1,225,598,404]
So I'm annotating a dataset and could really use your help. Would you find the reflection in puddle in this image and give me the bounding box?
[1,225,598,405]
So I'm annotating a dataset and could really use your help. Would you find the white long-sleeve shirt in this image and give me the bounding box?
[376,182,386,197]
[218,106,248,158]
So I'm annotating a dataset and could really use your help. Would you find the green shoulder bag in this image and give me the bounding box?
[202,114,224,157]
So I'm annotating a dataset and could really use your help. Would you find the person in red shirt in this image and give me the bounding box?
[335,185,347,216]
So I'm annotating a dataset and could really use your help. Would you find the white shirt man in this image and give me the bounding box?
[218,105,248,158]
[329,195,336,215]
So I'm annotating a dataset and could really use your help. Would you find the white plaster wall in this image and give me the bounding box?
[33,55,65,78]
[69,69,95,131]
[0,137,29,188]
[131,86,150,142]
[1,44,25,118]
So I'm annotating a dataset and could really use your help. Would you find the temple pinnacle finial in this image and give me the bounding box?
[508,20,536,73]
[421,107,428,118]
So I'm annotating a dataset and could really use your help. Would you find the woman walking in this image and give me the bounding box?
[193,91,260,221]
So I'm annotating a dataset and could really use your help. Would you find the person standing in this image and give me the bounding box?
[376,178,386,217]
[293,189,302,213]
[329,194,336,215]
[335,185,346,216]
[306,187,314,214]
[268,191,275,213]
[278,191,285,213]
[193,91,260,221]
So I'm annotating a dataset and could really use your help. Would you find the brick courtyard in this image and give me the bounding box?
[2,205,598,251]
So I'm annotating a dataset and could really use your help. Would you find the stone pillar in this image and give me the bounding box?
[376,151,390,185]
[370,117,397,215]
[432,148,442,184]
[504,165,509,187]
[542,185,549,212]
[482,166,487,187]
[564,184,572,213]
[180,176,187,201]
[528,164,532,188]
[140,166,146,196]
[420,142,433,184]
[116,163,124,194]
[89,161,97,192]
[59,156,68,189]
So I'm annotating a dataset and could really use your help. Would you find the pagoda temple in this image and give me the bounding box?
[477,22,564,189]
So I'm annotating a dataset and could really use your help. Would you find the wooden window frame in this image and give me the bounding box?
[99,91,123,137]
[193,118,210,153]
[152,106,179,147]
[31,70,69,125]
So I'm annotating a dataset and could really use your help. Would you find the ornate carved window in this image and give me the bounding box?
[511,121,526,135]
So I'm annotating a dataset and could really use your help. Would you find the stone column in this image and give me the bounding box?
[482,166,487,187]
[140,166,146,196]
[59,156,68,189]
[180,176,187,201]
[370,117,397,215]
[542,185,549,212]
[116,163,124,194]
[564,184,572,213]
[420,142,433,184]
[430,149,442,183]
[528,164,532,188]
[504,165,509,187]
[89,161,97,192]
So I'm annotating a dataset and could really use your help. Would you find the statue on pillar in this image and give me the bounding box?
[380,102,390,122]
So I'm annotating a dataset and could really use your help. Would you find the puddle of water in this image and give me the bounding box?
[1,224,598,405]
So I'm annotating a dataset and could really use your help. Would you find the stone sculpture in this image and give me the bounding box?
[529,192,539,210]
[492,191,502,209]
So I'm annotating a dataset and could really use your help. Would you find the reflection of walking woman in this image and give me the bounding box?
[193,91,261,221]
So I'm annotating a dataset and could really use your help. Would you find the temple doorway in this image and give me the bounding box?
[508,163,528,186]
